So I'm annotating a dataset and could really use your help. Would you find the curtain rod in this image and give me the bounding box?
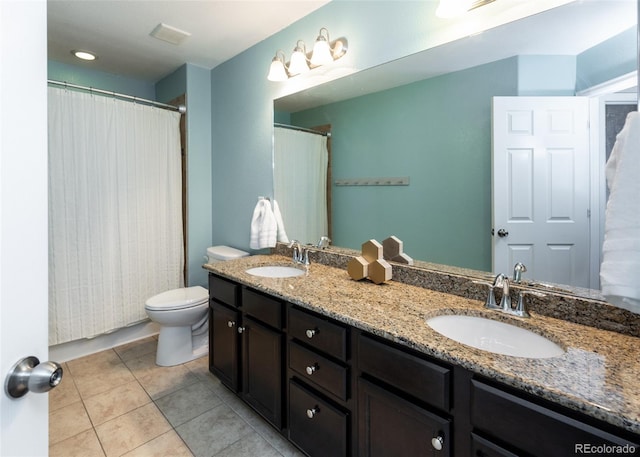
[274,123,331,137]
[47,80,186,114]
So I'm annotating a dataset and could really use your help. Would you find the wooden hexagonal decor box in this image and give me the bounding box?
[361,239,383,263]
[368,259,392,284]
[347,256,369,281]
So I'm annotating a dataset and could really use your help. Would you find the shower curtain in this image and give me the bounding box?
[273,127,328,245]
[48,87,184,345]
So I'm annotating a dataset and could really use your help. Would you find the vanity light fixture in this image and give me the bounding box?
[71,50,97,61]
[267,27,347,82]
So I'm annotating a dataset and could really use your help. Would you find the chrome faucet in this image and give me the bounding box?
[513,262,527,283]
[492,273,512,312]
[316,236,331,249]
[288,240,310,266]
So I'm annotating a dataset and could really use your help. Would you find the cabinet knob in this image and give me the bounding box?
[431,435,444,451]
[305,329,317,339]
[227,321,235,328]
[237,326,246,334]
[305,364,318,375]
[306,407,319,419]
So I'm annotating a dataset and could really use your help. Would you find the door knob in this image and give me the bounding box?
[497,229,509,237]
[5,356,63,398]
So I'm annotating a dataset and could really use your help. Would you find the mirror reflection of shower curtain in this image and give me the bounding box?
[273,127,328,245]
[48,87,184,345]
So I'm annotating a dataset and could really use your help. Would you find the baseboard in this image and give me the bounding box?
[49,320,160,363]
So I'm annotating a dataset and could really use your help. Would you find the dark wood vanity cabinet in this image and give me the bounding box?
[208,273,640,457]
[208,274,285,429]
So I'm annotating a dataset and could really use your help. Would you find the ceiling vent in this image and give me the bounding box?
[150,23,191,45]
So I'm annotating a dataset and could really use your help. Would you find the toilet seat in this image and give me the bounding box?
[145,285,208,311]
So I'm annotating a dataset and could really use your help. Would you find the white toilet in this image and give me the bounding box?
[145,245,249,366]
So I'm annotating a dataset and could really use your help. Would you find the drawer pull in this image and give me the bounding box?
[227,320,235,328]
[306,406,319,419]
[305,364,318,375]
[431,435,444,451]
[305,329,317,339]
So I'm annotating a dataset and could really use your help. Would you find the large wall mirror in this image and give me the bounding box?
[273,1,637,296]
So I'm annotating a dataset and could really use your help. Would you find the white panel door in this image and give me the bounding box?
[0,1,50,455]
[492,97,591,288]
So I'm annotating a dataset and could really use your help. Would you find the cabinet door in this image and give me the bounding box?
[358,377,451,457]
[242,316,283,429]
[210,301,240,391]
[289,380,348,457]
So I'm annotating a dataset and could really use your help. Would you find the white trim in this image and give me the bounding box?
[49,321,159,363]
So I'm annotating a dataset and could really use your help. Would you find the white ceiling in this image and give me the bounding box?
[47,0,331,82]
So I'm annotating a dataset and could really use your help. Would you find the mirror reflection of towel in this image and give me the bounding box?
[250,198,277,249]
[600,111,640,313]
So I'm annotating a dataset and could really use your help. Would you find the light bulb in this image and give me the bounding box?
[267,57,288,82]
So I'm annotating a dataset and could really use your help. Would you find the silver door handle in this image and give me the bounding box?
[5,356,63,398]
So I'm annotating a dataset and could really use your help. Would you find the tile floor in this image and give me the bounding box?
[49,337,304,457]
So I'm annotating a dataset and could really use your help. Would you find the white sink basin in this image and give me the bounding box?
[245,266,305,278]
[426,315,564,358]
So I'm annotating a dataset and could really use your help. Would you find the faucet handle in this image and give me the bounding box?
[472,280,500,310]
[514,290,545,318]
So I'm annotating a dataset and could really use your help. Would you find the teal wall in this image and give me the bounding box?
[48,3,637,276]
[287,58,518,270]
[210,3,636,269]
[517,55,576,96]
[576,27,637,91]
[210,1,443,255]
[48,61,155,99]
[156,63,212,287]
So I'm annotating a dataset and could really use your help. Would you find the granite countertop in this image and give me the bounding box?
[204,254,640,435]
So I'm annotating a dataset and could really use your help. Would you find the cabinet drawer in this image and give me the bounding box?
[288,306,348,361]
[358,333,451,412]
[289,341,348,401]
[242,288,283,329]
[471,380,639,456]
[209,274,239,307]
[289,380,348,457]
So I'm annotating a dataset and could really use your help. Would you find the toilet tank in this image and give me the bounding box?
[207,245,249,264]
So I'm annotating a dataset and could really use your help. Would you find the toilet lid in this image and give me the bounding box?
[145,286,208,311]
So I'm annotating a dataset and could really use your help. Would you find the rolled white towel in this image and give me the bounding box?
[272,200,289,243]
[249,198,277,250]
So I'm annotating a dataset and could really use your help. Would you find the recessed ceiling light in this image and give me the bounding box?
[71,50,97,61]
